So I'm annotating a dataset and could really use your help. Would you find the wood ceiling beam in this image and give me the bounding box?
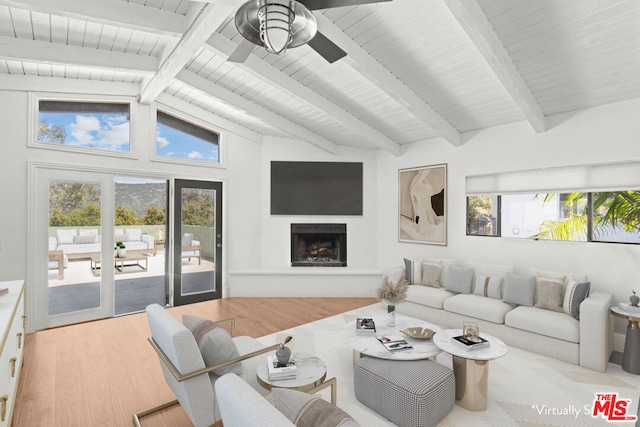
[177,69,340,154]
[0,74,139,95]
[0,36,157,73]
[0,0,185,37]
[314,14,462,147]
[138,3,234,104]
[443,0,546,133]
[205,33,402,156]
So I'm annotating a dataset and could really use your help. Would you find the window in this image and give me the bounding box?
[38,100,131,153]
[592,191,640,243]
[466,195,498,236]
[156,110,220,164]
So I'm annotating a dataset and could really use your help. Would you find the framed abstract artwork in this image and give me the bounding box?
[398,163,447,245]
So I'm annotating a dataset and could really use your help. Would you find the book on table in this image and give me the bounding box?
[267,354,297,380]
[451,335,490,351]
[619,303,640,314]
[356,318,377,335]
[376,335,413,352]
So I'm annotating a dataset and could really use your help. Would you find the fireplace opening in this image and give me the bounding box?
[291,223,347,267]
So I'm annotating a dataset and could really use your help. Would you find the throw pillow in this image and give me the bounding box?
[445,265,474,294]
[534,278,564,312]
[125,228,142,241]
[73,234,96,244]
[79,228,99,236]
[114,233,127,244]
[182,233,194,247]
[56,228,77,245]
[564,280,591,320]
[273,388,359,427]
[473,273,503,299]
[502,273,536,306]
[182,315,243,377]
[403,258,422,284]
[420,260,441,287]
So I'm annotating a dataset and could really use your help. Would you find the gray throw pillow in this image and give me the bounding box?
[445,266,474,293]
[273,388,359,427]
[182,314,243,377]
[534,279,564,312]
[502,273,536,306]
[404,258,421,284]
[565,281,591,320]
[420,260,441,287]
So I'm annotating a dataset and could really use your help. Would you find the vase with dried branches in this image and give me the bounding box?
[376,274,409,327]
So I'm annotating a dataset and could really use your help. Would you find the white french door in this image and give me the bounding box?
[33,167,115,330]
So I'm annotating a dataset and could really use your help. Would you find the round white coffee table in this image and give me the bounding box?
[342,314,445,361]
[433,329,508,411]
[257,352,328,394]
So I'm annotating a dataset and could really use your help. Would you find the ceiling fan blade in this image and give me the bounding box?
[227,39,256,63]
[298,0,392,11]
[307,31,347,63]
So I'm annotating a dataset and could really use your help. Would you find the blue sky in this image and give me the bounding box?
[39,112,219,163]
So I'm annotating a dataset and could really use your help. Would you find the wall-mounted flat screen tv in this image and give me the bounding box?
[271,161,363,215]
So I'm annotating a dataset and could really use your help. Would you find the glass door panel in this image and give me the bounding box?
[174,179,222,306]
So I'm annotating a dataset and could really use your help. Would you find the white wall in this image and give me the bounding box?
[376,98,640,339]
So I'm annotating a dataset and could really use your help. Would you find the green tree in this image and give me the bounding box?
[467,196,493,235]
[182,190,215,227]
[140,206,165,225]
[39,118,67,143]
[115,205,137,225]
[49,182,100,214]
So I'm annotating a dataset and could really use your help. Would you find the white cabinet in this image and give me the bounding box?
[0,281,25,427]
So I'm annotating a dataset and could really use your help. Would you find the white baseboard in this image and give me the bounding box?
[228,267,383,297]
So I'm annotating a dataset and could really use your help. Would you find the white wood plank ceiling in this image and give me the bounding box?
[0,0,637,154]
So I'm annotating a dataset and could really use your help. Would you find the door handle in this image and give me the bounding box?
[216,243,222,248]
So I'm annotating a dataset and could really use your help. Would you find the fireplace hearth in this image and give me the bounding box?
[291,223,347,267]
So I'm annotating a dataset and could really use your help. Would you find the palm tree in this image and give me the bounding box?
[532,191,640,241]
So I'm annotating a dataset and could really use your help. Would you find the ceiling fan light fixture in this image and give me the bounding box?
[258,0,295,55]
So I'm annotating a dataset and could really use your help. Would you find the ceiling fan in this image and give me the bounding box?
[229,0,393,64]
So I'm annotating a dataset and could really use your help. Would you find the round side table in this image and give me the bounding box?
[257,352,330,397]
[610,307,640,374]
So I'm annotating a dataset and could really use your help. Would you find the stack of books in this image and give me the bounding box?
[376,335,413,352]
[356,318,377,336]
[266,354,297,380]
[451,335,490,351]
[619,303,640,314]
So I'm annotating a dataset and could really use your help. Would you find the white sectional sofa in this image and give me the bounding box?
[49,227,155,260]
[387,258,613,372]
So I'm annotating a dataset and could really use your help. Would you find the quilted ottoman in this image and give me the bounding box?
[354,357,454,427]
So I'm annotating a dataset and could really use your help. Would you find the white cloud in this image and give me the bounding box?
[188,151,203,159]
[69,115,100,144]
[99,121,130,147]
[157,135,170,148]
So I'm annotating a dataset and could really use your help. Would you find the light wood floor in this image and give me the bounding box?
[13,297,376,427]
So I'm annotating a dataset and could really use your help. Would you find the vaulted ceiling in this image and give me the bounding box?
[0,0,638,155]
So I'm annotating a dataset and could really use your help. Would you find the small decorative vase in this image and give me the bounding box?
[630,291,639,307]
[275,345,291,366]
[387,304,396,327]
[117,248,127,258]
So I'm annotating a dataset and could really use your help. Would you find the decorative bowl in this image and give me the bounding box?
[400,327,436,340]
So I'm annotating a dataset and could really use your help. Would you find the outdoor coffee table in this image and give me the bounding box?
[91,253,149,275]
[433,329,508,411]
[342,314,445,362]
[256,351,336,404]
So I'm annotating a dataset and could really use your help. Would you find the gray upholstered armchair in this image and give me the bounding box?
[133,304,289,427]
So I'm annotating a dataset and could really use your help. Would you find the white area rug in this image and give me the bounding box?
[257,303,640,427]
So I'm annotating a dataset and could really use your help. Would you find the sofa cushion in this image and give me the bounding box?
[472,273,503,299]
[114,233,127,243]
[445,266,474,294]
[273,388,358,427]
[182,315,243,377]
[429,258,457,289]
[406,285,454,309]
[505,306,579,343]
[443,294,514,324]
[563,280,591,320]
[57,228,77,245]
[502,273,536,306]
[529,267,588,285]
[420,259,441,287]
[79,228,99,236]
[404,258,422,284]
[73,234,97,244]
[534,276,565,312]
[125,227,142,241]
